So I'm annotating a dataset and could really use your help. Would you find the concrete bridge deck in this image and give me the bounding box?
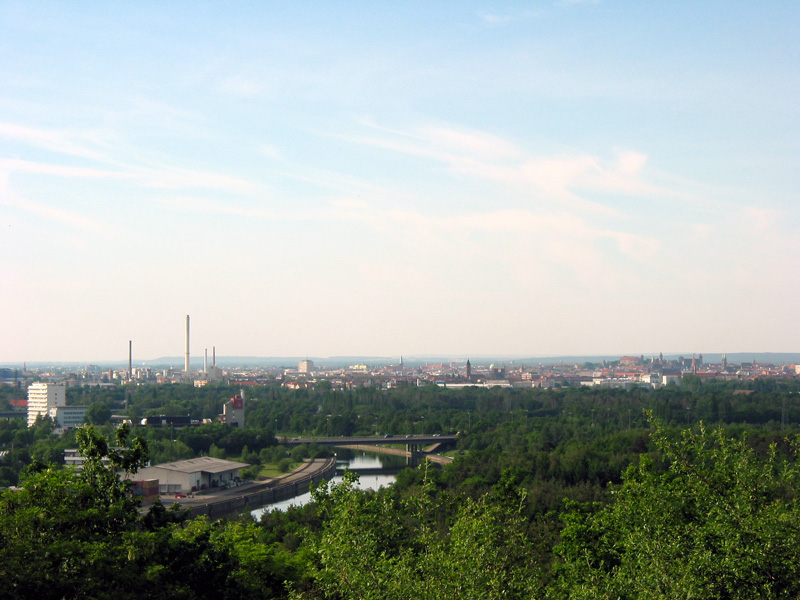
[279,434,456,445]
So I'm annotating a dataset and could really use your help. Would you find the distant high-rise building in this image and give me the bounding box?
[27,382,66,427]
[298,359,314,373]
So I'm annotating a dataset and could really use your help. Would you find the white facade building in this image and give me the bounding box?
[50,405,88,428]
[27,382,66,427]
[298,359,314,373]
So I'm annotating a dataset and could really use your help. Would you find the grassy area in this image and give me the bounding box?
[257,462,301,479]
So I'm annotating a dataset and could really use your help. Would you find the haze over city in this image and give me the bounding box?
[2,2,798,363]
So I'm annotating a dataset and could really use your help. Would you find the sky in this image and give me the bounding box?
[2,1,799,363]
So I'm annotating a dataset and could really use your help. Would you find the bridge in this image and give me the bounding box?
[278,434,457,467]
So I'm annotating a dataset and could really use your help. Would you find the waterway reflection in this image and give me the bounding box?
[251,453,397,517]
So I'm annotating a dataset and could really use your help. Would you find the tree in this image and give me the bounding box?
[0,424,149,599]
[552,417,800,599]
[84,401,112,425]
[298,467,542,600]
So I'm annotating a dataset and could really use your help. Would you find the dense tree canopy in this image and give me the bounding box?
[553,418,800,599]
[1,379,800,598]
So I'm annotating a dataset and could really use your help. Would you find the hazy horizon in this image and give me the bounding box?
[3,3,798,363]
[5,351,800,370]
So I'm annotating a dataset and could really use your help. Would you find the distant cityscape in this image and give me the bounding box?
[5,314,797,389]
[3,351,800,391]
[3,350,798,433]
[3,314,798,429]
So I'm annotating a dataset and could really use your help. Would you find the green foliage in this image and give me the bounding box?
[240,464,263,480]
[84,401,112,425]
[553,417,800,599]
[298,468,544,600]
[3,379,800,599]
[0,423,308,599]
[76,423,149,511]
[0,424,149,598]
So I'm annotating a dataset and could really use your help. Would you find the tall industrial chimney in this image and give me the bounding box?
[129,340,132,381]
[185,315,190,374]
[204,348,208,373]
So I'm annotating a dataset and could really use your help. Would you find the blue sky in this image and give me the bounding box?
[2,1,798,363]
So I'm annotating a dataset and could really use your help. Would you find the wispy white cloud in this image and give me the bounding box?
[556,0,601,7]
[0,122,108,162]
[0,122,267,198]
[330,198,659,272]
[0,158,125,179]
[0,176,108,232]
[416,125,523,161]
[218,74,271,99]
[152,194,331,224]
[476,7,543,26]
[342,121,685,217]
[131,164,264,195]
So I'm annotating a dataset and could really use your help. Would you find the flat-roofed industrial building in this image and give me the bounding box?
[135,456,250,494]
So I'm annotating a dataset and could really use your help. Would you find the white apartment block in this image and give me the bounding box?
[27,382,66,427]
[50,405,88,428]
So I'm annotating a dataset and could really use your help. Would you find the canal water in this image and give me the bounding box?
[251,453,398,517]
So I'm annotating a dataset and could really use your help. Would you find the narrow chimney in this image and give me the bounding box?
[185,315,190,374]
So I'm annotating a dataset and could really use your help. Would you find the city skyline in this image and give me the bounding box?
[2,3,799,363]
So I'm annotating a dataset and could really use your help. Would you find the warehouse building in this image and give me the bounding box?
[134,456,249,494]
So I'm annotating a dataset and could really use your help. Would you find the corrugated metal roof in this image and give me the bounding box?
[150,456,249,474]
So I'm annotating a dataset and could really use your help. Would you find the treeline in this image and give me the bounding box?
[2,416,800,598]
[2,379,800,598]
[54,376,800,433]
[2,377,800,488]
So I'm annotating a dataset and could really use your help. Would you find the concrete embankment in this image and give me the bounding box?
[182,457,337,520]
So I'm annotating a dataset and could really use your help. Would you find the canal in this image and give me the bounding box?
[252,452,400,517]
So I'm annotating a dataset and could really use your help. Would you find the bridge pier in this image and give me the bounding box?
[406,443,423,467]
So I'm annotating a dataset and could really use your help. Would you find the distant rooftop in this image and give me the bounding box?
[150,456,249,474]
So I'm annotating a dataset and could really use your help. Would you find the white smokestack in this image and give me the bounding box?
[204,348,208,373]
[184,315,190,373]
